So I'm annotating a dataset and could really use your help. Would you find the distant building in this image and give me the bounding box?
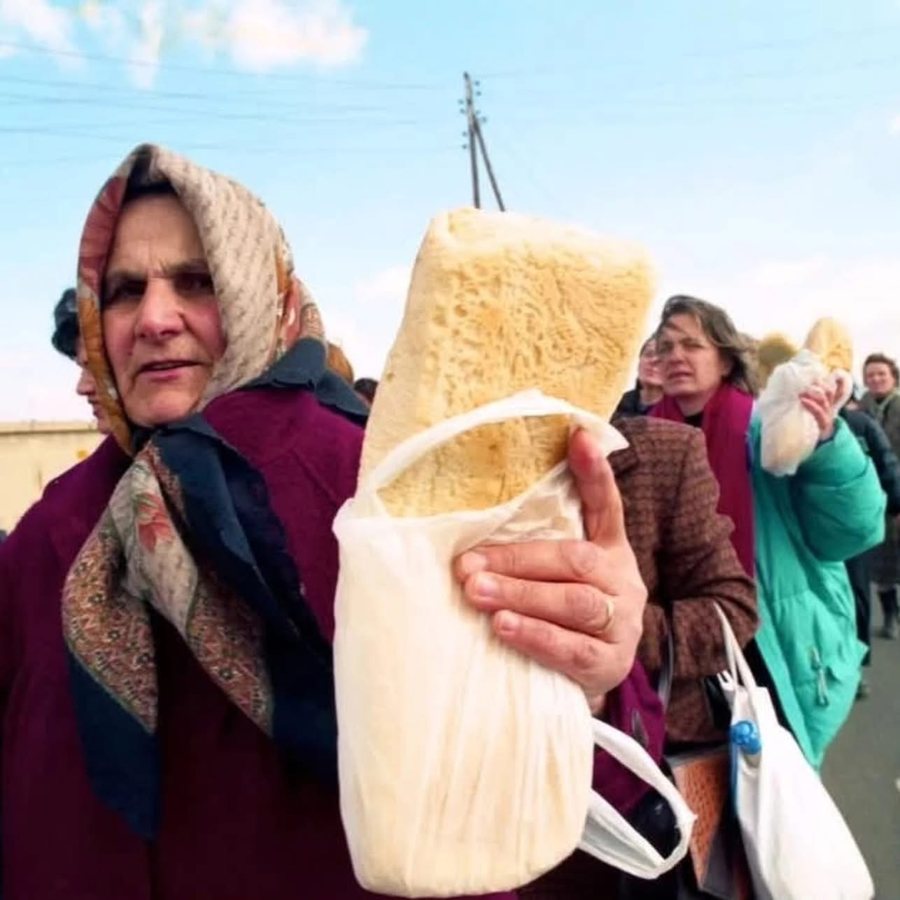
[0,421,102,532]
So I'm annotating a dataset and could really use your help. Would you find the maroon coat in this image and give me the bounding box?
[1,388,663,900]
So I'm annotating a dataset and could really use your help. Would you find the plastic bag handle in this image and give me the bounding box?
[714,603,758,690]
[361,389,612,495]
[578,719,695,878]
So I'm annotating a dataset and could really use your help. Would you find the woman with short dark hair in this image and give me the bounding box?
[861,351,900,637]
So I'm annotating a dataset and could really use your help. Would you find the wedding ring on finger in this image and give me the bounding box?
[596,596,616,635]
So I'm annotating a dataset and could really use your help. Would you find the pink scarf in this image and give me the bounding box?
[651,383,755,576]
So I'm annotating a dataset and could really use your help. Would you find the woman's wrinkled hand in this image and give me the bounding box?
[800,375,846,443]
[454,428,647,715]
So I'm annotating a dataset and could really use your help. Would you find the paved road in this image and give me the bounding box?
[822,632,900,899]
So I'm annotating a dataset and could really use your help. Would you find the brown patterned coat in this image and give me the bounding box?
[521,416,758,899]
[613,415,758,744]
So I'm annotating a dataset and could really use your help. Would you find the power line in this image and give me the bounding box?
[0,91,426,127]
[0,39,448,91]
[479,22,900,79]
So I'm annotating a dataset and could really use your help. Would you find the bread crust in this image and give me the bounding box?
[361,208,655,516]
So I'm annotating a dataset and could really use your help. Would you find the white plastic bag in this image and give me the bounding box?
[757,349,852,476]
[713,605,874,900]
[333,390,694,897]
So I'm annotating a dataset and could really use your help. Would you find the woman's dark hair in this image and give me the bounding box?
[632,336,658,390]
[122,148,178,206]
[863,352,899,386]
[51,287,79,360]
[353,377,378,403]
[656,294,758,395]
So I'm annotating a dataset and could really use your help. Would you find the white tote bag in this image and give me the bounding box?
[334,391,694,897]
[713,605,874,900]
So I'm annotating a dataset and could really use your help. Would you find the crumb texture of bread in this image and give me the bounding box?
[361,207,655,516]
[804,317,853,373]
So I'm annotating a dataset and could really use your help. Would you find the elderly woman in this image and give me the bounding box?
[652,295,885,767]
[0,145,658,899]
[861,352,900,638]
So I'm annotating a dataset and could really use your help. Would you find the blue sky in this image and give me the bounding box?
[2,0,899,420]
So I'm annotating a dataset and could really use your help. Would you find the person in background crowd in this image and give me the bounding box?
[326,341,355,385]
[613,337,663,417]
[353,377,378,405]
[52,287,112,434]
[861,352,900,638]
[0,144,654,900]
[754,331,798,391]
[840,395,900,694]
[51,288,80,359]
[652,295,884,768]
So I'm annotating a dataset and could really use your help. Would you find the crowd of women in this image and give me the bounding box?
[1,142,896,898]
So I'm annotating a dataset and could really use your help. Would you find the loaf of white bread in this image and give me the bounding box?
[337,208,656,895]
[804,317,853,373]
[758,317,853,476]
[361,207,656,515]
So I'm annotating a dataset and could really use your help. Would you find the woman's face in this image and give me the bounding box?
[75,337,111,434]
[101,194,227,427]
[657,313,731,412]
[637,340,662,389]
[864,362,897,400]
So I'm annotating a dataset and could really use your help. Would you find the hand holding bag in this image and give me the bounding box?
[334,391,695,897]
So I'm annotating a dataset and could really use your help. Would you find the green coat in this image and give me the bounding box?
[750,416,885,768]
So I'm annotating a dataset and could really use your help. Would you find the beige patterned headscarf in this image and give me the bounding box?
[76,143,322,451]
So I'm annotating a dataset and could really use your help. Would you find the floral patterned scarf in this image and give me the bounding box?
[62,144,367,838]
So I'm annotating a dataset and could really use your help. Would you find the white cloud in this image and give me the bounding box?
[212,0,368,71]
[0,0,74,52]
[127,0,164,89]
[889,115,900,136]
[752,256,828,290]
[353,264,410,307]
[324,264,410,380]
[3,0,366,89]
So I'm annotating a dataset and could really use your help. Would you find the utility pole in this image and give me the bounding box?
[460,72,505,211]
[463,72,481,208]
[472,115,505,212]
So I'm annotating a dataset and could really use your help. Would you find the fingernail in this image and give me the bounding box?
[474,573,500,598]
[494,610,519,635]
[458,551,487,578]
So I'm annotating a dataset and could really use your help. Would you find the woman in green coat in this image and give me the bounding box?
[749,413,885,768]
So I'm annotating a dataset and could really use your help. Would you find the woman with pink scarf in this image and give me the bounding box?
[650,295,884,768]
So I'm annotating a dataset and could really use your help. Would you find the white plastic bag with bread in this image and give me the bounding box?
[758,318,853,477]
[333,208,694,896]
